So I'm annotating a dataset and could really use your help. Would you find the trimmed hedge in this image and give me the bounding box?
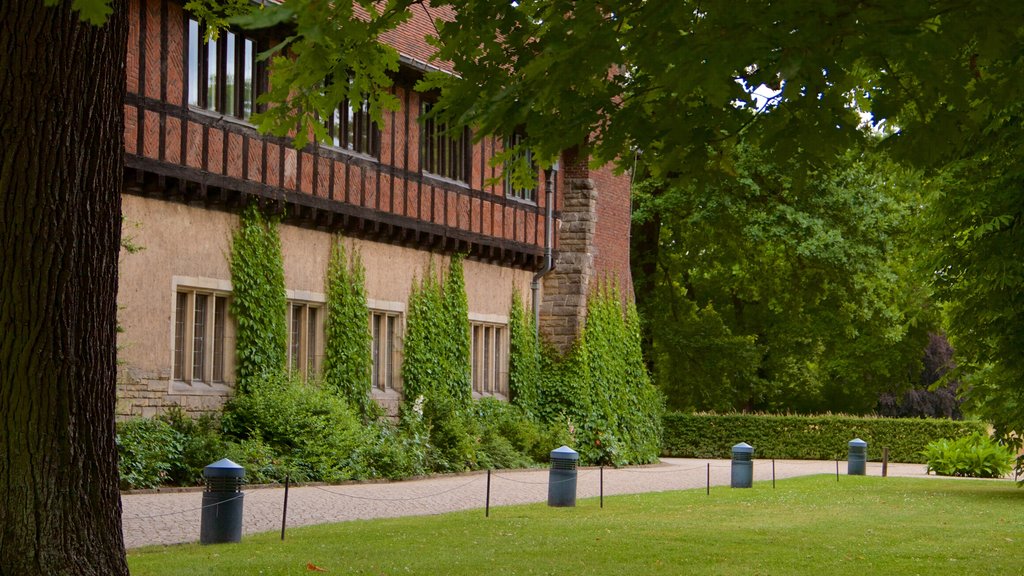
[662,412,987,464]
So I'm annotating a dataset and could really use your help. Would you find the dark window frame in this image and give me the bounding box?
[326,95,381,157]
[503,131,538,202]
[186,17,265,121]
[421,101,472,183]
[173,289,230,385]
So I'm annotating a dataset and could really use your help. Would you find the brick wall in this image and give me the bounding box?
[539,149,635,352]
[591,163,634,295]
[124,0,548,258]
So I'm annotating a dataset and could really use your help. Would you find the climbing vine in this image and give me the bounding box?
[400,255,475,470]
[230,204,288,394]
[577,283,663,465]
[508,292,542,417]
[508,281,664,466]
[442,255,472,407]
[322,239,375,418]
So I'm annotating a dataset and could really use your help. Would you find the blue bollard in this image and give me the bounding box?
[731,442,754,488]
[848,438,867,476]
[547,446,579,507]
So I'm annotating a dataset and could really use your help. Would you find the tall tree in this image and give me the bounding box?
[633,146,936,413]
[0,0,129,573]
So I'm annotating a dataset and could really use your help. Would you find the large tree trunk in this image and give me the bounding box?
[0,0,129,574]
[629,175,662,375]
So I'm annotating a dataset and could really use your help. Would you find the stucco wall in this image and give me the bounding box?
[116,194,533,418]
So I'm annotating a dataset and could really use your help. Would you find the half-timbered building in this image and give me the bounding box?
[116,0,635,417]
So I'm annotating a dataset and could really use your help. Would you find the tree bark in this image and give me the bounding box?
[629,178,662,375]
[0,0,129,573]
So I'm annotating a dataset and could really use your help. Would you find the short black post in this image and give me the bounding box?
[485,469,491,518]
[836,460,840,482]
[772,459,776,489]
[600,466,604,509]
[280,475,290,541]
[706,463,710,495]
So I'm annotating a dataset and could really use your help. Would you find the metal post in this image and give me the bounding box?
[836,460,840,482]
[485,469,491,518]
[772,459,776,489]
[280,475,290,541]
[706,463,710,495]
[882,447,889,478]
[600,466,604,509]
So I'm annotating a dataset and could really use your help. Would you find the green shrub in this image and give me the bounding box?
[508,293,542,417]
[343,420,428,479]
[923,433,1015,478]
[471,398,544,469]
[117,418,184,489]
[662,412,987,463]
[222,375,365,482]
[400,256,476,472]
[223,437,292,484]
[158,407,229,486]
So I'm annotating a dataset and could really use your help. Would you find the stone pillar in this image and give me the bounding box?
[539,151,598,354]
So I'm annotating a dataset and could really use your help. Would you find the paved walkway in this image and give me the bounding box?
[121,458,945,548]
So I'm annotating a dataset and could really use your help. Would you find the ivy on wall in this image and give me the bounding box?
[442,255,472,406]
[579,284,663,464]
[400,255,475,470]
[322,239,375,418]
[508,292,542,416]
[508,281,664,466]
[402,256,472,409]
[230,204,288,394]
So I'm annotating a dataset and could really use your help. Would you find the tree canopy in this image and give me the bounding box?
[633,145,937,414]
[195,0,1024,431]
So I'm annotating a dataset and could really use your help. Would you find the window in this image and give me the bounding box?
[327,96,380,156]
[471,323,507,397]
[288,302,322,379]
[173,290,231,384]
[504,132,537,202]
[421,101,471,182]
[371,311,401,392]
[187,18,261,120]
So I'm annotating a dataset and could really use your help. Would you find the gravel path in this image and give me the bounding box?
[121,458,943,549]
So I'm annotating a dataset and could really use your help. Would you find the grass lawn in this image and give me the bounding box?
[127,475,1024,575]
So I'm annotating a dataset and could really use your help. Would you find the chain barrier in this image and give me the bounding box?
[490,469,593,485]
[122,458,912,529]
[122,492,244,520]
[311,475,481,502]
[605,464,709,475]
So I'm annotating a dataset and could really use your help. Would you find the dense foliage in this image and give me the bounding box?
[507,292,542,414]
[221,374,432,482]
[321,240,375,418]
[230,204,288,394]
[633,146,936,414]
[400,256,478,471]
[661,412,986,464]
[509,284,663,466]
[201,0,1024,437]
[922,434,1016,479]
[878,333,963,419]
[117,388,573,488]
[116,418,183,489]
